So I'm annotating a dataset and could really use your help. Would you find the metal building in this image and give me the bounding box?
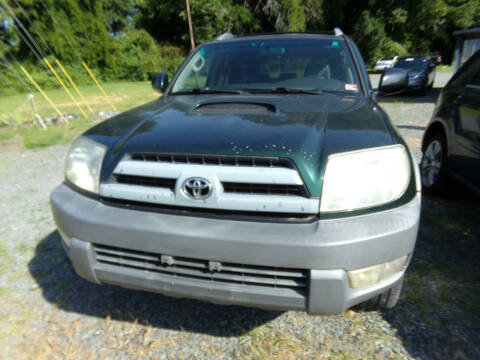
[453,27,480,72]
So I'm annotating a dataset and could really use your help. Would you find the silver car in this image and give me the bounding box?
[374,57,395,72]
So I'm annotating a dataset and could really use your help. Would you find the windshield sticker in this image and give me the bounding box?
[332,41,339,46]
[345,83,358,91]
[406,58,414,61]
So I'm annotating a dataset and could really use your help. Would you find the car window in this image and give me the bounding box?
[171,38,362,94]
[392,58,427,70]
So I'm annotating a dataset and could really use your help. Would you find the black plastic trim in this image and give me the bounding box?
[100,197,319,224]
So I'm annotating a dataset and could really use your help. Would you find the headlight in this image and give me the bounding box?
[65,136,106,194]
[320,145,411,212]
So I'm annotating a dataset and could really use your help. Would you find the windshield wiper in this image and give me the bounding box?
[171,88,246,95]
[241,87,324,95]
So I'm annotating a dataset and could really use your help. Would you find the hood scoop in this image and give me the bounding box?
[194,102,276,115]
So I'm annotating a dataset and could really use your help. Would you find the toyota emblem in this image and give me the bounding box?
[182,177,212,200]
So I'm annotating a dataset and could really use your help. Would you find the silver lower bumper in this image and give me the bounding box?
[51,183,420,314]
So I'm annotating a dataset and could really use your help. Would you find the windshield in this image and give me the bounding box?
[171,38,362,94]
[392,58,427,70]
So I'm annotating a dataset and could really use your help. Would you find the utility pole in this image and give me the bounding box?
[186,0,195,50]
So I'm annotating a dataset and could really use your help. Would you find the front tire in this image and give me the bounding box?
[419,79,428,96]
[358,277,404,311]
[421,132,449,195]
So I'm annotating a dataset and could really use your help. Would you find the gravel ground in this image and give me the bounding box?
[1,71,479,359]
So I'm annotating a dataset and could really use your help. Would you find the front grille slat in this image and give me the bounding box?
[93,244,308,291]
[222,182,306,197]
[95,247,159,262]
[217,263,306,278]
[115,174,176,191]
[129,153,294,169]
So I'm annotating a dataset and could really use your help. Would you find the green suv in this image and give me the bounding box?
[51,30,421,315]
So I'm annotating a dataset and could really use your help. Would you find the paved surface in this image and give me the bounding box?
[2,71,479,359]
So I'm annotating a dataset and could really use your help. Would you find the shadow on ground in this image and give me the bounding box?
[382,185,480,359]
[377,87,441,105]
[29,185,479,356]
[28,232,280,337]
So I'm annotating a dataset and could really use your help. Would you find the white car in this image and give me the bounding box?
[374,58,395,72]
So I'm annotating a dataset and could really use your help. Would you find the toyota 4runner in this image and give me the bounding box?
[50,29,421,315]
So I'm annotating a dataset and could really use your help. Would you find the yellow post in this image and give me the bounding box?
[81,61,117,111]
[43,58,88,120]
[20,65,67,123]
[55,59,94,115]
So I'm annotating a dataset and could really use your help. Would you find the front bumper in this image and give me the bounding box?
[407,76,426,90]
[374,65,388,72]
[51,183,420,315]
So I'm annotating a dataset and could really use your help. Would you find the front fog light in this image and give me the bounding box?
[347,255,408,288]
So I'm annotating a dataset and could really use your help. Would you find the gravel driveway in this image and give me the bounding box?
[1,72,479,359]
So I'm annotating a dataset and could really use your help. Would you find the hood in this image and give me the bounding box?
[395,62,426,76]
[86,94,397,197]
[407,67,426,77]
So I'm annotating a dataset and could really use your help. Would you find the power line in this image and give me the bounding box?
[11,0,56,58]
[0,0,47,59]
[0,3,63,88]
[4,1,91,117]
[0,6,45,65]
[38,0,84,63]
[38,0,117,111]
[0,52,33,92]
[0,61,30,93]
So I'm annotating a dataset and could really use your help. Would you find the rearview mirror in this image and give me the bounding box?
[378,68,408,95]
[152,72,169,93]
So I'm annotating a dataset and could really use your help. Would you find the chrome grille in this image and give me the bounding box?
[113,174,307,197]
[101,153,320,215]
[93,244,308,292]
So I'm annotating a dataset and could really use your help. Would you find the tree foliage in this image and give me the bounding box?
[0,0,478,95]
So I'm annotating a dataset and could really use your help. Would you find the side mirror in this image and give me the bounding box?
[152,72,169,93]
[378,68,408,95]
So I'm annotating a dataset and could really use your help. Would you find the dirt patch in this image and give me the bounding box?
[0,134,25,154]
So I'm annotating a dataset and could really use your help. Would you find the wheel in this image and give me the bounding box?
[357,277,404,311]
[421,132,449,195]
[419,79,428,95]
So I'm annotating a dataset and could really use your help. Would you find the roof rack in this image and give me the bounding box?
[214,28,345,41]
[216,32,235,41]
[333,27,343,36]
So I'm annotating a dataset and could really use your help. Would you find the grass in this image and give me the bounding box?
[436,64,453,72]
[0,81,159,149]
[398,193,480,341]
